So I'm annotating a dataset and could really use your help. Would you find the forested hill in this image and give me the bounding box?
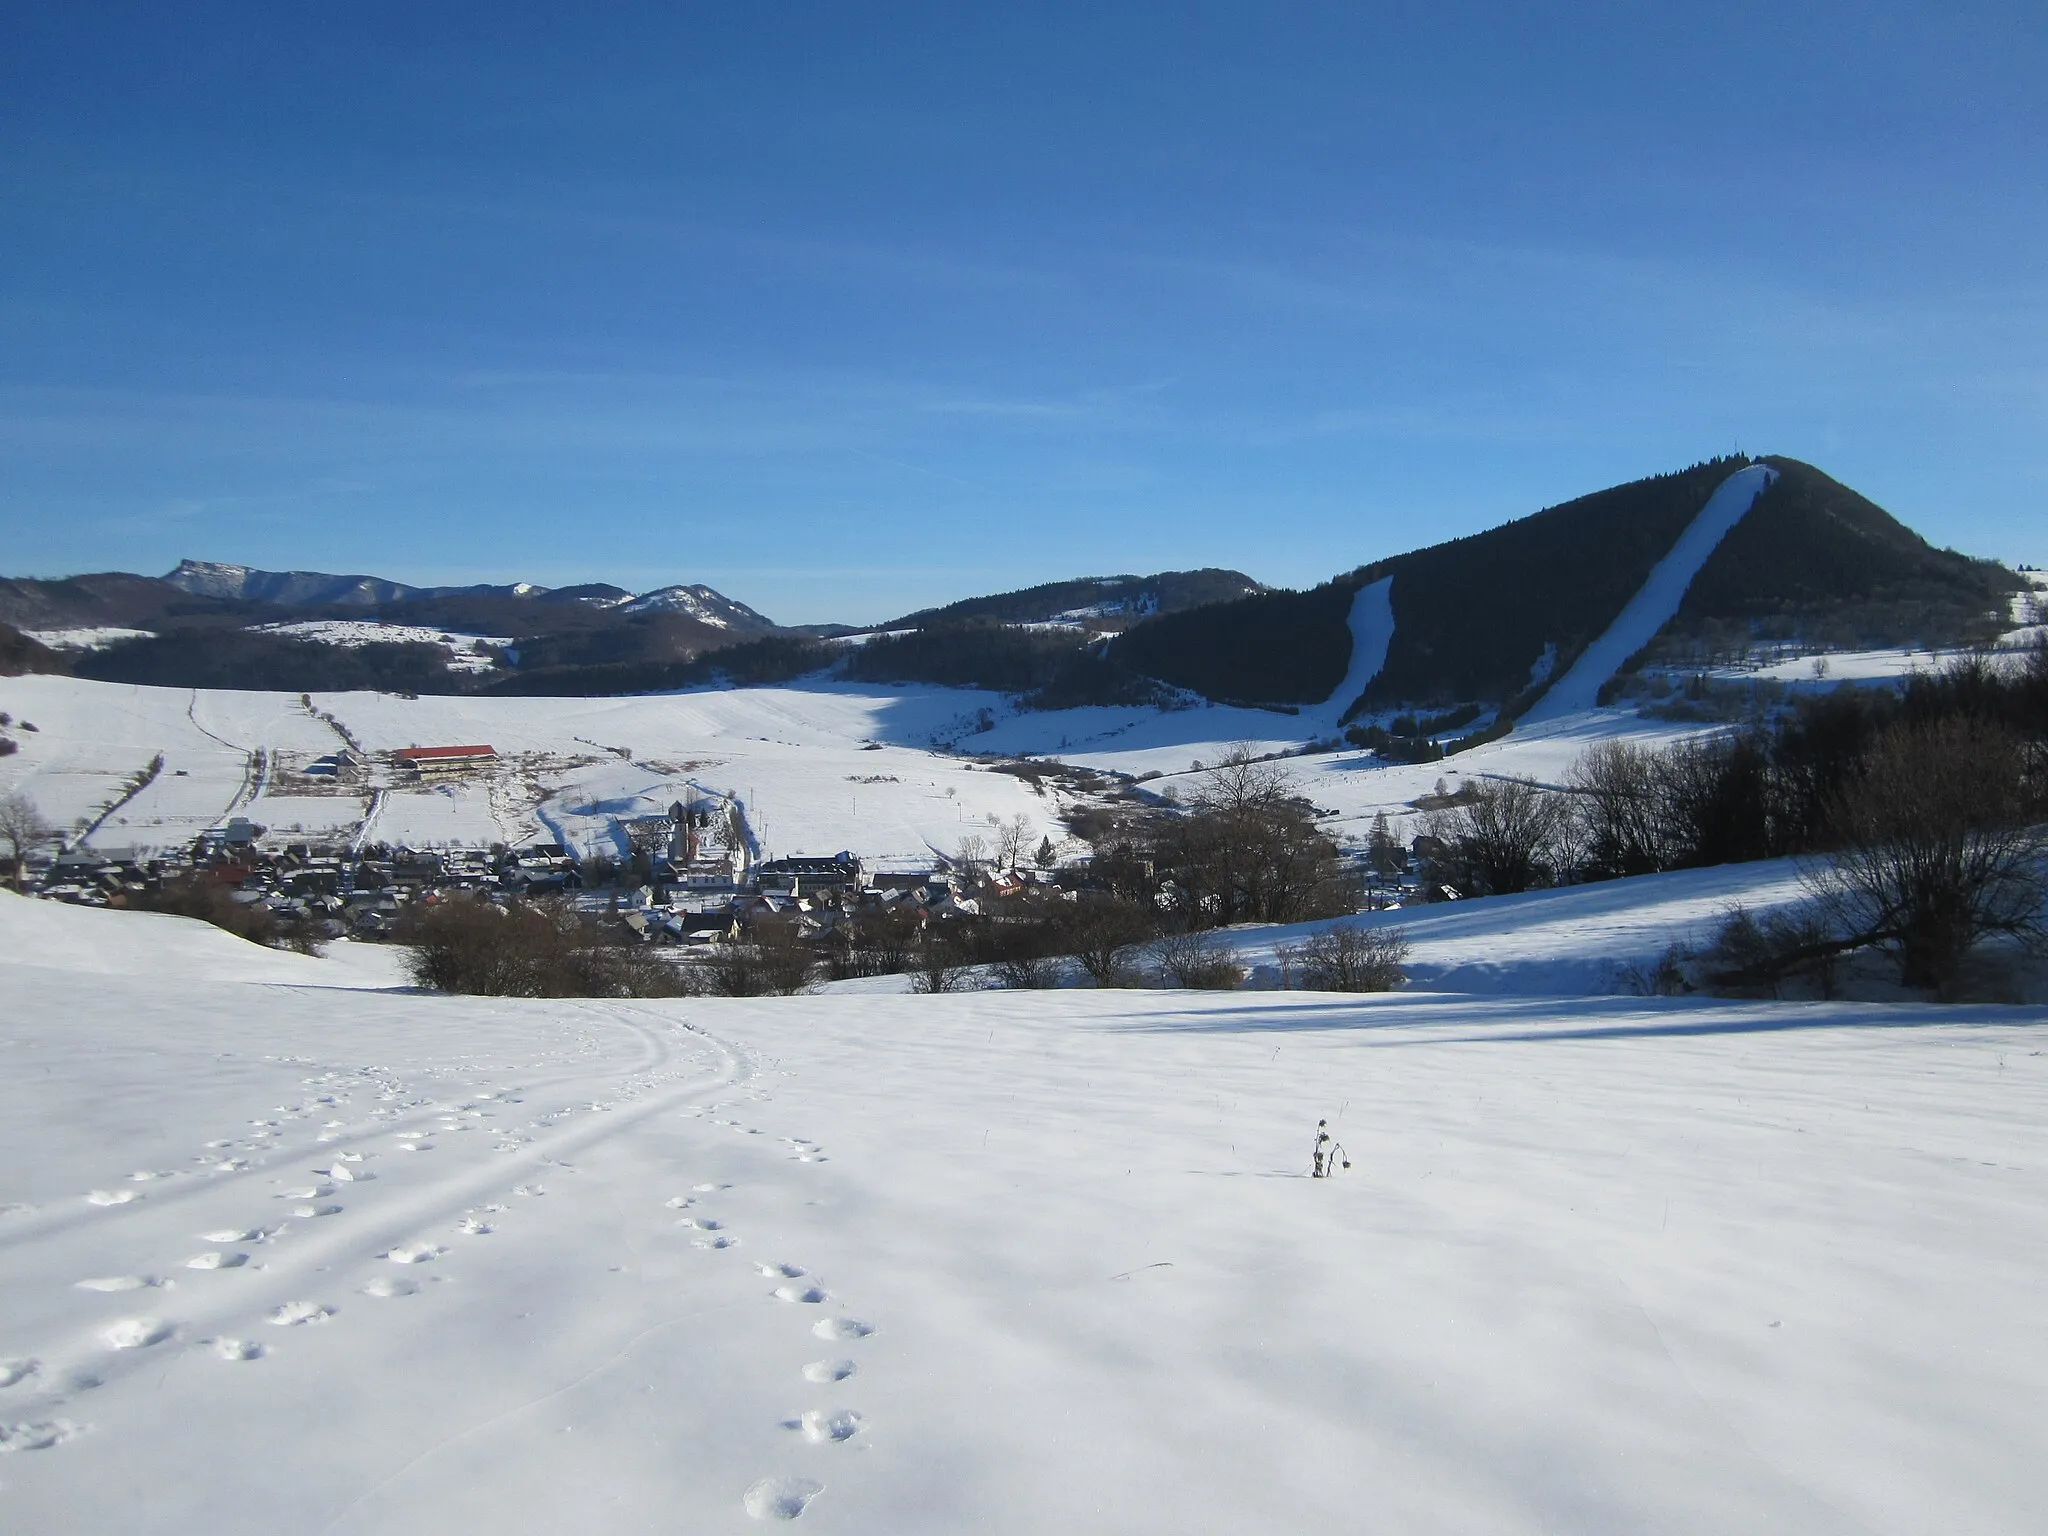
[884,569,1263,632]
[1108,457,2018,714]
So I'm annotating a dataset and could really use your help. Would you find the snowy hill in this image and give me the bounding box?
[619,583,778,630]
[1,881,2043,1533]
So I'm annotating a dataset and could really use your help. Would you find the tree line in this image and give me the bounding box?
[1419,647,2048,993]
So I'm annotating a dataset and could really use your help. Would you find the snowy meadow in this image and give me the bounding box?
[2,886,2044,1533]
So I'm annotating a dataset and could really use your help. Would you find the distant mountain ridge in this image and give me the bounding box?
[0,458,2021,712]
[885,569,1265,632]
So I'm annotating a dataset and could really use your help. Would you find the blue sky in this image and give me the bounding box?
[3,2,2043,624]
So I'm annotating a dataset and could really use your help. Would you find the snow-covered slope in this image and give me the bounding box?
[1,891,2043,1533]
[620,583,778,629]
[1522,464,1778,724]
[1321,575,1395,720]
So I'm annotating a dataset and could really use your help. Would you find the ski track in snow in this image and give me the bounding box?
[0,899,882,1530]
[3,890,2046,1531]
[1523,463,1778,724]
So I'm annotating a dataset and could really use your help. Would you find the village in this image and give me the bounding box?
[16,731,1423,983]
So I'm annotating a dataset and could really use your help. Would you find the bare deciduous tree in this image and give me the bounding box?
[1809,716,2048,992]
[0,792,51,893]
[1567,740,1666,879]
[1425,778,1565,896]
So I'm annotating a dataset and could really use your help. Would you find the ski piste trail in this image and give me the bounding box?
[1521,462,1779,725]
[1319,575,1395,722]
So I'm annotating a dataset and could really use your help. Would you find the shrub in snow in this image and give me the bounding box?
[1277,924,1409,993]
[908,933,971,994]
[133,873,325,955]
[401,896,688,998]
[687,915,817,997]
[1149,929,1246,991]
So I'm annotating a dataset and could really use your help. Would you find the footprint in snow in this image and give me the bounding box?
[678,1217,726,1231]
[361,1276,417,1299]
[384,1243,444,1265]
[0,1419,82,1452]
[275,1185,333,1201]
[802,1359,857,1384]
[267,1302,332,1327]
[787,1409,865,1444]
[743,1476,823,1521]
[811,1318,874,1342]
[512,1184,544,1197]
[692,1234,742,1250]
[200,1227,266,1244]
[212,1338,266,1361]
[456,1217,494,1235]
[772,1285,830,1305]
[185,1252,249,1270]
[74,1276,166,1293]
[84,1190,139,1207]
[293,1204,344,1219]
[101,1318,172,1350]
[755,1262,807,1279]
[692,1183,728,1193]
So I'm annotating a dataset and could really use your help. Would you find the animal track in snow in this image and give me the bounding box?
[511,1184,544,1196]
[743,1476,823,1521]
[267,1301,333,1326]
[101,1318,172,1350]
[456,1217,494,1235]
[275,1184,333,1201]
[0,1419,81,1452]
[293,1203,345,1219]
[384,1243,444,1264]
[756,1262,808,1279]
[84,1190,138,1207]
[773,1284,829,1305]
[678,1217,726,1231]
[692,1183,727,1193]
[361,1276,417,1298]
[185,1251,249,1270]
[692,1234,742,1250]
[792,1409,865,1444]
[811,1318,874,1342]
[74,1275,165,1293]
[212,1338,266,1361]
[801,1360,857,1384]
[200,1227,266,1243]
[0,1360,38,1389]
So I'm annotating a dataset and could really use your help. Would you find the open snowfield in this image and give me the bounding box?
[0,676,1058,864]
[0,672,1710,867]
[2,889,2045,1534]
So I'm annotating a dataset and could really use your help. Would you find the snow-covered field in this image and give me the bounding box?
[251,620,515,674]
[2,887,2044,1534]
[0,676,1059,863]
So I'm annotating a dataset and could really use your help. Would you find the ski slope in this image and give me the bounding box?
[2,889,2044,1534]
[1321,575,1395,720]
[1522,463,1778,724]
